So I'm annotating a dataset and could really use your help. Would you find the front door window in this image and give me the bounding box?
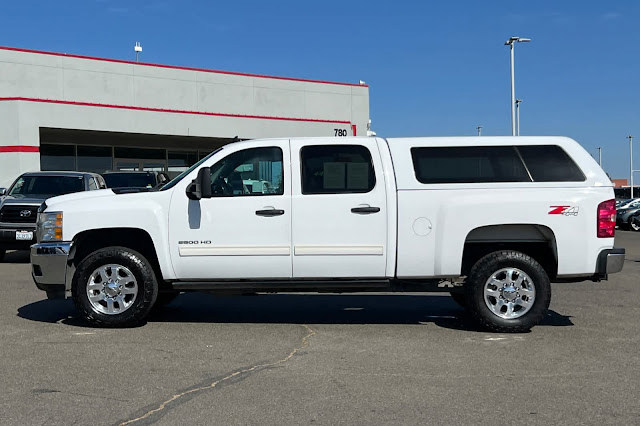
[208,147,283,196]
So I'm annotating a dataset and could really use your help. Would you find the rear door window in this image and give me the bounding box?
[301,145,376,194]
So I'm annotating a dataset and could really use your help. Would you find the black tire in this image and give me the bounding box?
[465,250,551,333]
[630,215,640,232]
[72,247,158,327]
[449,291,469,309]
[0,249,5,262]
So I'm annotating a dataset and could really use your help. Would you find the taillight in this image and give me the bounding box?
[597,199,616,238]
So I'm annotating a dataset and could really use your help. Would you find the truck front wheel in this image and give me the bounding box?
[465,250,550,333]
[72,247,158,327]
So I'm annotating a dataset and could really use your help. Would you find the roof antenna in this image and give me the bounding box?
[231,135,240,142]
[134,42,142,62]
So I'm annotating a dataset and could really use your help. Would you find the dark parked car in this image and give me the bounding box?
[0,171,106,261]
[616,199,640,231]
[102,171,170,189]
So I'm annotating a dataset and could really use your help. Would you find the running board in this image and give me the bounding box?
[170,278,452,293]
[171,279,392,292]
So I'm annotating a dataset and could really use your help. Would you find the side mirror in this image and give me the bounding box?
[186,167,211,200]
[0,188,6,196]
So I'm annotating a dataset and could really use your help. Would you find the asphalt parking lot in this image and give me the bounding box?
[1,233,639,425]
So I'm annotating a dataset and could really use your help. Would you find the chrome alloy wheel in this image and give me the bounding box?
[86,264,138,315]
[483,267,536,320]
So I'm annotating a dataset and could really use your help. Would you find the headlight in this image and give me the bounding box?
[37,211,63,241]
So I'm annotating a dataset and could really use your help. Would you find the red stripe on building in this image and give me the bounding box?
[0,46,368,88]
[0,145,39,153]
[0,97,352,125]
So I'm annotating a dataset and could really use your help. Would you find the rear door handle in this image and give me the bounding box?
[256,209,285,217]
[351,206,381,214]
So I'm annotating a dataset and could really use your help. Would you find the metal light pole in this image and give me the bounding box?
[477,125,483,136]
[505,37,531,136]
[515,99,522,136]
[629,135,634,199]
[597,147,602,167]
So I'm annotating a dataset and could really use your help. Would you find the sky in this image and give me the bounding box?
[1,0,638,179]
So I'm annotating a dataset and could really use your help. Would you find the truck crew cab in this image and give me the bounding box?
[30,136,625,332]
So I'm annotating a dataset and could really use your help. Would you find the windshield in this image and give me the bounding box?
[9,175,85,198]
[103,173,156,188]
[160,148,222,191]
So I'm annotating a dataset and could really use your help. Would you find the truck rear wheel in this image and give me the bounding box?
[0,249,5,262]
[465,250,550,333]
[72,247,158,327]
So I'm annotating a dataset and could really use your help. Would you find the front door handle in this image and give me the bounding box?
[256,209,285,217]
[351,206,381,214]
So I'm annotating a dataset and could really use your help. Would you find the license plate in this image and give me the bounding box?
[15,231,33,241]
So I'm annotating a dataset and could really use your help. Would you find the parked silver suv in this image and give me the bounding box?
[0,171,105,261]
[616,198,640,231]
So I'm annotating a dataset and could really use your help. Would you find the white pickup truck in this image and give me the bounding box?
[31,136,624,332]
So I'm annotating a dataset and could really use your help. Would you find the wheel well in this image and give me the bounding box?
[462,224,558,279]
[72,228,164,281]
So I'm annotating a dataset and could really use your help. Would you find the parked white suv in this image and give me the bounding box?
[30,136,624,331]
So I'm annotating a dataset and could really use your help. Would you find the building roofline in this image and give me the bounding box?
[0,45,369,88]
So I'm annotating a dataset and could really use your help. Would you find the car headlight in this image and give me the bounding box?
[37,211,63,241]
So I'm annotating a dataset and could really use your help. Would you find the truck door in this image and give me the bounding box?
[290,138,388,278]
[168,140,292,279]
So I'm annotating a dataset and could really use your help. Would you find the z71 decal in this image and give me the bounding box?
[548,205,579,216]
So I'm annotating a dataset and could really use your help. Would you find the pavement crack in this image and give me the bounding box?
[118,324,316,426]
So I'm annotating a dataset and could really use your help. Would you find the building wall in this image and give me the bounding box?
[0,46,370,187]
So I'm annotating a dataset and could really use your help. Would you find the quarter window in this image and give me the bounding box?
[516,145,586,182]
[301,145,376,194]
[209,147,283,196]
[88,177,98,190]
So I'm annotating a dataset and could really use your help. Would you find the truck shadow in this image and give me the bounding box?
[17,293,573,331]
[2,250,30,263]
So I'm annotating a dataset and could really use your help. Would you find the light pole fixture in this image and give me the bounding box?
[477,125,483,136]
[505,36,531,136]
[134,42,142,62]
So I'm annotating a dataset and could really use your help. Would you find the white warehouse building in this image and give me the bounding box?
[0,46,370,187]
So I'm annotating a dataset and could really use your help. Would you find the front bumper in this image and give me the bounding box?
[595,247,625,279]
[0,226,36,250]
[31,242,73,298]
